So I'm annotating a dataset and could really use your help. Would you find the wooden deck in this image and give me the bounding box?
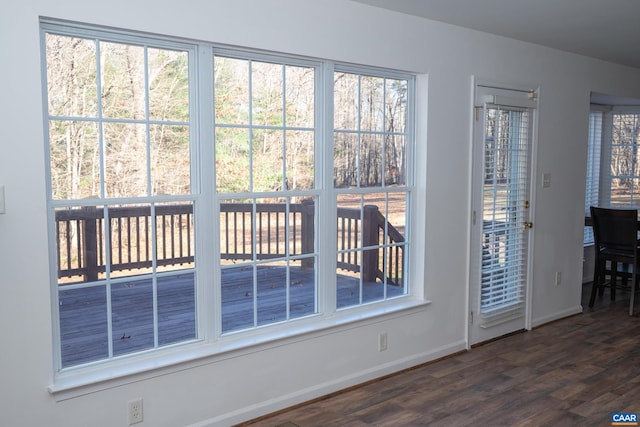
[59,267,404,368]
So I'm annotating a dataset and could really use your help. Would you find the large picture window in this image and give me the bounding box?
[42,22,415,376]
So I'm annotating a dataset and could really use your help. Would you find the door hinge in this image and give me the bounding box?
[472,210,477,225]
[475,106,482,121]
[470,311,474,324]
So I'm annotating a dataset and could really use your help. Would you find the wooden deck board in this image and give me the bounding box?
[58,266,404,368]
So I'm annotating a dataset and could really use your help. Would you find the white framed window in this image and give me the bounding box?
[333,68,411,308]
[585,106,640,245]
[213,53,320,333]
[42,21,415,378]
[43,26,197,369]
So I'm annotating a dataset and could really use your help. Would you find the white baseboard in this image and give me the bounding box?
[531,305,583,328]
[186,340,467,427]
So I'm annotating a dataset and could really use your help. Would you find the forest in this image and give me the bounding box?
[46,34,409,201]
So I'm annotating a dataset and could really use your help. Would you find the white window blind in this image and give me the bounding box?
[480,104,531,324]
[584,110,602,245]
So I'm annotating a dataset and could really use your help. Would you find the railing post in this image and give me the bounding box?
[301,199,315,268]
[362,205,379,282]
[82,206,99,282]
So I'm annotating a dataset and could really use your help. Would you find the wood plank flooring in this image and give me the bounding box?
[241,282,640,426]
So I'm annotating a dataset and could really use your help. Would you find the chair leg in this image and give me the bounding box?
[598,260,607,297]
[590,259,603,307]
[611,262,618,301]
[630,270,637,316]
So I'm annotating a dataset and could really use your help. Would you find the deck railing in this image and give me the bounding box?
[55,201,404,285]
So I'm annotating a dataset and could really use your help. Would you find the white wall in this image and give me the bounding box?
[2,1,640,425]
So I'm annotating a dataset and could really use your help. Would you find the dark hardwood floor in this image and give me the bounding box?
[242,282,640,426]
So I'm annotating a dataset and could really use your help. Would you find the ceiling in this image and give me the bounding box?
[353,0,640,70]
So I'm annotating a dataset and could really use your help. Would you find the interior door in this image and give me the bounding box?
[469,85,537,346]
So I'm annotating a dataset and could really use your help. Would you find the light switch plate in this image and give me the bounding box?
[542,173,551,188]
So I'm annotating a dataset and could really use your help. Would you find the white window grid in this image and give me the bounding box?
[41,20,416,375]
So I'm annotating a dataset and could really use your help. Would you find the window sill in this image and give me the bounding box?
[49,296,430,401]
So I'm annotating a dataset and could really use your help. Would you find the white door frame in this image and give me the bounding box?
[467,78,539,347]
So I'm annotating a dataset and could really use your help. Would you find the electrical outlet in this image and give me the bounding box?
[378,332,388,352]
[128,398,143,425]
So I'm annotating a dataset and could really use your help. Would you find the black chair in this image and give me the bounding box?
[589,206,639,315]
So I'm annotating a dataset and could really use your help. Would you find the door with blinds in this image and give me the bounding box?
[469,84,537,346]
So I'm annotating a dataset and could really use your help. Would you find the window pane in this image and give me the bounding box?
[364,192,407,289]
[112,278,154,357]
[49,120,101,200]
[59,285,108,367]
[216,127,250,193]
[155,201,195,273]
[252,61,283,127]
[108,203,154,278]
[289,259,317,317]
[610,113,640,208]
[148,48,189,122]
[103,122,148,198]
[220,200,253,261]
[221,264,255,333]
[158,273,196,345]
[55,205,107,285]
[385,135,406,186]
[334,132,358,188]
[285,65,315,128]
[46,34,98,118]
[214,56,249,125]
[257,262,288,326]
[252,129,284,192]
[385,79,407,133]
[337,193,363,251]
[286,130,314,190]
[150,124,190,195]
[360,134,383,187]
[101,42,146,120]
[610,178,640,207]
[360,75,385,132]
[334,72,359,130]
[255,197,288,257]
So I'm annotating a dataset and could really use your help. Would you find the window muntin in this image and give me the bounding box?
[333,70,410,308]
[44,23,415,374]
